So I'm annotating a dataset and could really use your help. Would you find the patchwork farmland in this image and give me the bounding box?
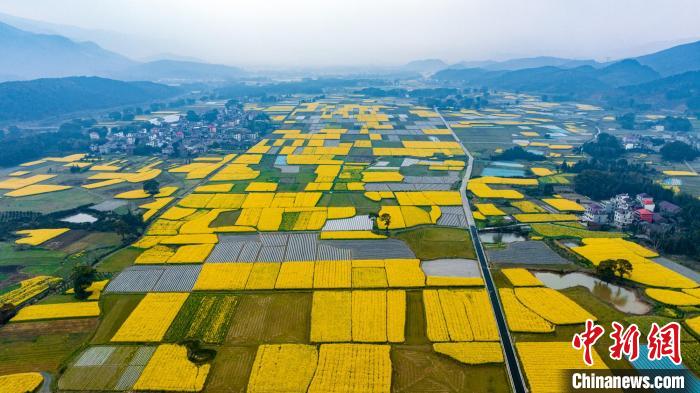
[1,95,699,393]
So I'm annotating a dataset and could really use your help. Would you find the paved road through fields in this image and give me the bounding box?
[435,108,528,393]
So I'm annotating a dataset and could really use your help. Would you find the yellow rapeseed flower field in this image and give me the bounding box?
[510,200,546,213]
[311,291,352,342]
[0,174,56,190]
[352,267,388,288]
[134,344,210,392]
[514,287,595,325]
[15,228,69,246]
[542,198,585,212]
[135,245,175,264]
[313,261,352,289]
[385,259,425,287]
[530,167,554,176]
[167,244,214,263]
[307,344,392,393]
[248,344,319,393]
[501,268,543,287]
[645,288,700,306]
[517,342,608,393]
[275,261,315,289]
[0,276,61,306]
[245,263,281,290]
[686,315,700,336]
[0,372,44,393]
[5,184,72,197]
[513,213,578,223]
[499,289,554,333]
[433,342,504,364]
[112,293,188,342]
[475,203,506,216]
[194,263,253,290]
[352,290,387,342]
[423,289,499,342]
[12,301,100,322]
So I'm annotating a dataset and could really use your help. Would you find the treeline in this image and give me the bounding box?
[0,119,93,167]
[356,87,490,110]
[216,79,379,99]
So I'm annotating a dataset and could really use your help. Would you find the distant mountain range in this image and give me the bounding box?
[0,76,181,122]
[429,41,700,110]
[0,20,245,83]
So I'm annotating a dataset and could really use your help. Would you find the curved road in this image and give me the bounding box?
[435,108,528,393]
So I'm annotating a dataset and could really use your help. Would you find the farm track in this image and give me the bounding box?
[436,108,528,393]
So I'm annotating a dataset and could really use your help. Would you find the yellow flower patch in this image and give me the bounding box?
[645,288,700,306]
[320,231,386,240]
[530,167,554,176]
[112,293,188,342]
[12,301,100,322]
[275,262,315,289]
[307,344,391,393]
[246,182,278,192]
[499,288,554,333]
[134,344,210,392]
[0,372,44,393]
[475,203,505,216]
[248,344,318,393]
[314,261,352,289]
[15,228,69,246]
[5,184,71,197]
[245,263,281,290]
[501,268,543,287]
[423,289,499,342]
[0,276,61,306]
[686,315,700,336]
[326,207,356,219]
[517,342,608,393]
[194,183,233,193]
[510,201,546,213]
[167,244,214,263]
[0,174,55,190]
[135,245,175,264]
[362,171,404,183]
[542,198,585,212]
[311,291,352,342]
[514,287,595,325]
[159,207,196,220]
[193,263,253,290]
[513,213,578,223]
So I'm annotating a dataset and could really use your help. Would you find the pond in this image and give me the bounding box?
[534,271,651,315]
[480,167,526,177]
[479,232,527,244]
[60,213,98,224]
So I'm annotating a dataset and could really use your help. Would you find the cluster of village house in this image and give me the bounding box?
[583,193,681,229]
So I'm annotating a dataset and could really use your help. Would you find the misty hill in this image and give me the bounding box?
[450,56,600,71]
[0,21,135,81]
[0,76,180,122]
[636,40,700,77]
[403,59,448,73]
[433,59,658,92]
[0,20,245,82]
[617,71,700,110]
[116,60,245,82]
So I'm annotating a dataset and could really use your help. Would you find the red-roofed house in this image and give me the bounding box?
[635,208,653,223]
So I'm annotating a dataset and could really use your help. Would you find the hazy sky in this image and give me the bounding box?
[1,0,699,68]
